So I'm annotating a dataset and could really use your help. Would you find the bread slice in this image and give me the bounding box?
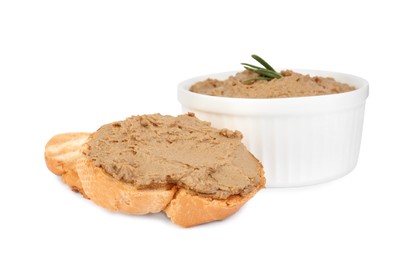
[45,133,90,198]
[45,133,265,227]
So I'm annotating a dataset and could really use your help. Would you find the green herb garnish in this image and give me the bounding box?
[241,54,282,84]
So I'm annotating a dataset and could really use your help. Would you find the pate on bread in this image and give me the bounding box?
[45,113,265,227]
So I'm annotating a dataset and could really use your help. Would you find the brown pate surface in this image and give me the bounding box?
[190,70,356,98]
[85,113,262,199]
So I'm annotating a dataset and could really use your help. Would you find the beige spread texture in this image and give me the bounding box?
[86,113,261,199]
[190,70,356,98]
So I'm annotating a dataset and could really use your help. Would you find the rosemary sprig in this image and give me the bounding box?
[241,54,282,84]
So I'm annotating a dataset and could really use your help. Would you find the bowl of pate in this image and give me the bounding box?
[178,69,369,188]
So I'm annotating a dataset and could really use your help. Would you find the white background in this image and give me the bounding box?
[1,0,405,259]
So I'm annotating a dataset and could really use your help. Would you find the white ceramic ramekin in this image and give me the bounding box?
[178,69,369,188]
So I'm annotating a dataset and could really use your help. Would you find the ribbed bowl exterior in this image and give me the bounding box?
[178,70,369,188]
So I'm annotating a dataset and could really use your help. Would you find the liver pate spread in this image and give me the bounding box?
[190,70,356,98]
[85,113,261,199]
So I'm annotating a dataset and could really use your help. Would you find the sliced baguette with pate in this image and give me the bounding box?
[44,114,265,227]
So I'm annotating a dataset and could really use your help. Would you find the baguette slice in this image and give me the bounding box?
[45,133,90,198]
[45,133,265,227]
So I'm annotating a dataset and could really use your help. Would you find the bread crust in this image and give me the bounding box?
[164,166,265,227]
[45,133,265,227]
[45,133,90,197]
[76,151,177,214]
